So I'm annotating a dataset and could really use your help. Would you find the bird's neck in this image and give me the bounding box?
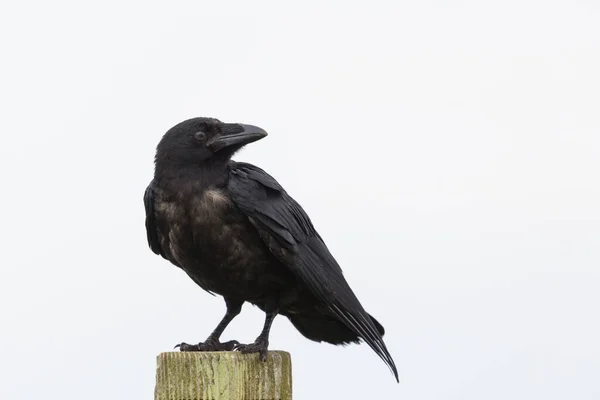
[154,161,229,191]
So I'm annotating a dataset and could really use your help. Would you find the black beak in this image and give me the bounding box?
[208,124,268,152]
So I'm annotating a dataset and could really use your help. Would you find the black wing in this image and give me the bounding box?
[144,181,164,256]
[228,162,398,381]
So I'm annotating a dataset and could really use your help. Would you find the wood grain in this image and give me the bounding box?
[154,351,292,400]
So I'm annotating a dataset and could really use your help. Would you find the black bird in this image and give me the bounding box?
[144,117,398,381]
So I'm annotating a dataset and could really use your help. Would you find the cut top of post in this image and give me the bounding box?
[154,351,292,400]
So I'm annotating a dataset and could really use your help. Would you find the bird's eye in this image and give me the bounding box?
[194,131,207,142]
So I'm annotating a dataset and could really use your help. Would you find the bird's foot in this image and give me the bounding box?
[235,338,269,361]
[175,339,239,352]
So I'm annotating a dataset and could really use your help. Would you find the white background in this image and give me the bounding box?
[1,1,599,399]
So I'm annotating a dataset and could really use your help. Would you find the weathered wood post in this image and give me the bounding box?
[154,351,292,400]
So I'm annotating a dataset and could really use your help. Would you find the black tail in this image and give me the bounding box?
[287,313,385,345]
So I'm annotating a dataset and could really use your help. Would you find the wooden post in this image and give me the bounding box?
[154,351,292,400]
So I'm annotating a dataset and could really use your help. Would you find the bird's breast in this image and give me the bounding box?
[155,186,273,296]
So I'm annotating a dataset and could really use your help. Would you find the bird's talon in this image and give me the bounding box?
[176,342,200,351]
[175,339,240,352]
[217,340,240,351]
[234,339,269,361]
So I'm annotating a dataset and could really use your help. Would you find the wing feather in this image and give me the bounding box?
[144,182,163,256]
[228,162,398,381]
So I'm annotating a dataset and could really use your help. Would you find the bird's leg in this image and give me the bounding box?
[176,298,243,352]
[235,300,279,361]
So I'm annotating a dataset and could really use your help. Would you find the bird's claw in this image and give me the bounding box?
[234,338,269,361]
[175,339,240,352]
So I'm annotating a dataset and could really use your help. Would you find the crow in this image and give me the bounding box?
[144,117,398,381]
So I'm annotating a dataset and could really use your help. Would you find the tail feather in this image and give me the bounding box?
[370,314,385,336]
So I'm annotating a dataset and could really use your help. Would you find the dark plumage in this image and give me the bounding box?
[144,117,398,381]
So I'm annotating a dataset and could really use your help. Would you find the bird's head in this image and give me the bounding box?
[155,117,267,170]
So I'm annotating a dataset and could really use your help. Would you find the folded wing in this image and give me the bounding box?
[227,162,398,381]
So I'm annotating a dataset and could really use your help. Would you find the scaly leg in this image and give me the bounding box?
[176,298,243,351]
[235,300,279,361]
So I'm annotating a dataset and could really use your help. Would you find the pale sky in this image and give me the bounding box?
[1,1,599,399]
